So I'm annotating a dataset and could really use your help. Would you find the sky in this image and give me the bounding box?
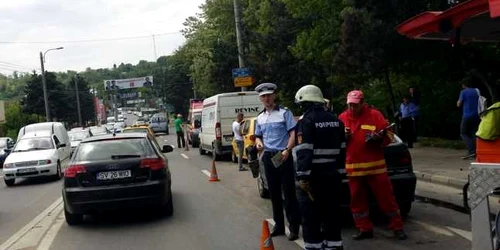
[0,0,205,75]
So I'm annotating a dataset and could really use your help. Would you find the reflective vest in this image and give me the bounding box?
[339,105,391,177]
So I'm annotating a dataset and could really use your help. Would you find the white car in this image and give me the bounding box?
[3,135,64,186]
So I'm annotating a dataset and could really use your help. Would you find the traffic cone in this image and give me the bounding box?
[209,161,220,182]
[260,220,275,250]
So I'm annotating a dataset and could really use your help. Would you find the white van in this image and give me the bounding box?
[3,122,71,186]
[199,91,262,160]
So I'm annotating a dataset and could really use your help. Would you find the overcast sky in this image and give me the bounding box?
[0,0,205,75]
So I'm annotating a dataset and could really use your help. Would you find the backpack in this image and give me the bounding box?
[476,88,487,115]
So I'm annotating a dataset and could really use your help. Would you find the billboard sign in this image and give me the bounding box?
[104,76,153,91]
[119,92,139,99]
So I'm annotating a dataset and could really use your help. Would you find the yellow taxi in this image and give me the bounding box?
[122,125,155,137]
[231,117,257,163]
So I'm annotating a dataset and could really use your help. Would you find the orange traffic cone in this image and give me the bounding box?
[260,220,275,250]
[209,161,220,182]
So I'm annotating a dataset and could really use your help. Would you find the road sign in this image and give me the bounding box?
[232,68,251,78]
[234,76,254,87]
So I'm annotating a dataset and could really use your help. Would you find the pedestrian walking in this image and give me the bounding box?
[399,95,419,148]
[232,113,247,171]
[174,114,186,148]
[457,79,480,159]
[408,86,421,138]
[338,90,407,241]
[254,82,301,241]
[293,85,346,250]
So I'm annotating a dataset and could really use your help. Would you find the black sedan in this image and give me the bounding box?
[62,132,174,225]
[251,133,416,216]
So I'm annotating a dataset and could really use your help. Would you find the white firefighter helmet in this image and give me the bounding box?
[295,85,325,104]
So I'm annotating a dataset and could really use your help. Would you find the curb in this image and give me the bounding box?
[414,170,468,189]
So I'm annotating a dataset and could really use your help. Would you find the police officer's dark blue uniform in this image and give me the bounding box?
[254,83,301,241]
[293,85,346,250]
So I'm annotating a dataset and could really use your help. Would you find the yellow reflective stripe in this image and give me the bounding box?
[361,125,376,131]
[348,168,387,176]
[345,159,386,169]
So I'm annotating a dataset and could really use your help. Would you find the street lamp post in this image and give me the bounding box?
[40,47,64,122]
[74,74,82,126]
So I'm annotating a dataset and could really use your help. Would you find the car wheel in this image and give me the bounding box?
[199,145,206,155]
[399,201,412,217]
[257,176,270,199]
[53,161,62,181]
[64,207,83,225]
[4,178,15,187]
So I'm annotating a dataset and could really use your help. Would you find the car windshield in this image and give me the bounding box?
[0,139,7,148]
[73,138,155,161]
[68,132,88,141]
[123,128,149,134]
[14,137,54,152]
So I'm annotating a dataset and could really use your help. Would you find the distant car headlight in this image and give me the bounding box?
[38,160,52,165]
[4,163,13,168]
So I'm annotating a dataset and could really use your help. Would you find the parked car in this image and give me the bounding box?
[134,119,147,126]
[62,132,174,225]
[0,137,15,166]
[250,132,416,216]
[230,117,257,163]
[198,91,262,160]
[113,122,126,133]
[149,114,169,134]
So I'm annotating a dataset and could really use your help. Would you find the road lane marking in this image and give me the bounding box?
[411,220,454,237]
[181,154,189,159]
[446,226,472,241]
[0,197,63,250]
[37,211,65,250]
[266,218,305,249]
[202,170,211,177]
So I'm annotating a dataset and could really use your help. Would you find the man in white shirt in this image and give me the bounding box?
[232,113,246,171]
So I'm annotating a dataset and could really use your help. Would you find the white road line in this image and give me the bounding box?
[411,220,454,237]
[266,218,305,249]
[202,170,211,177]
[446,226,472,242]
[37,206,65,250]
[0,197,63,250]
[181,153,189,159]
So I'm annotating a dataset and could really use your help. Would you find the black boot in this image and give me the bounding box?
[287,224,299,241]
[352,231,373,240]
[270,226,285,237]
[394,230,408,240]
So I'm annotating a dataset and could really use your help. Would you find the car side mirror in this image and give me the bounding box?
[58,143,66,148]
[162,145,173,153]
[4,148,11,154]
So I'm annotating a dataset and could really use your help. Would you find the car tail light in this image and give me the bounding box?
[140,158,166,171]
[215,122,221,140]
[400,151,412,165]
[64,164,86,178]
[249,135,256,142]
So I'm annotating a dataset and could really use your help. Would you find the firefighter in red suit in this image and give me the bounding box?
[338,90,408,241]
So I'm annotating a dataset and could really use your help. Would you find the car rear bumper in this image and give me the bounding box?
[63,180,170,214]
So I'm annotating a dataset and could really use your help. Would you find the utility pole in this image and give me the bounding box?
[233,0,246,91]
[74,74,82,126]
[40,52,50,122]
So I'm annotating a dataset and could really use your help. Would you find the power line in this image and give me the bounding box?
[0,32,181,45]
[0,62,37,71]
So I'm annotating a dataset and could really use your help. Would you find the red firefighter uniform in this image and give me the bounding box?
[338,104,404,233]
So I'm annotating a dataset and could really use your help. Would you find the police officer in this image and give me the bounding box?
[254,83,301,241]
[293,85,346,250]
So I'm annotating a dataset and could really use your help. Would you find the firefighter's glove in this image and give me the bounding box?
[298,180,312,193]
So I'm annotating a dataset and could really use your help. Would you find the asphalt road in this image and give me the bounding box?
[0,121,474,250]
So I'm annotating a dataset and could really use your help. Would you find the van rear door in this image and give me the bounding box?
[218,94,261,146]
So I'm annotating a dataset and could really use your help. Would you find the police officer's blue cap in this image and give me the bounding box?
[255,83,277,96]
